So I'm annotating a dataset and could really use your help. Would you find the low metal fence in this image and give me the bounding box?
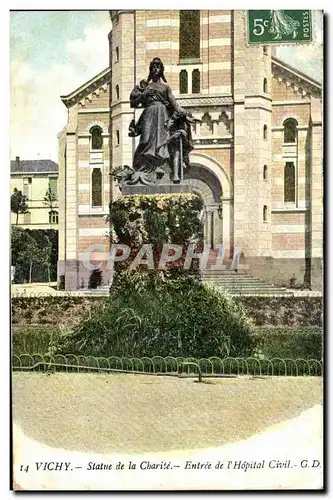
[12,354,323,378]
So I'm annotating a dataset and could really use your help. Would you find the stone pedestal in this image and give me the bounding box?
[121,182,192,196]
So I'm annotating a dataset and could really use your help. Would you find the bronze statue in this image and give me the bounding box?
[113,58,193,186]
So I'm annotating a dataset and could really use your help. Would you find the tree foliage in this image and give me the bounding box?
[11,188,29,224]
[43,187,57,211]
[19,235,41,283]
[11,227,58,283]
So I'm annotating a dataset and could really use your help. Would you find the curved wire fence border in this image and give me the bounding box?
[12,354,323,377]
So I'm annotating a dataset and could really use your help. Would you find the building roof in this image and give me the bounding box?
[11,159,58,174]
[272,56,322,93]
[60,67,111,108]
[60,56,321,109]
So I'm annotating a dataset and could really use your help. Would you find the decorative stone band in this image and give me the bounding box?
[177,96,233,107]
[79,228,108,237]
[145,39,232,50]
[145,14,231,28]
[272,225,308,233]
[193,138,232,146]
[272,250,307,258]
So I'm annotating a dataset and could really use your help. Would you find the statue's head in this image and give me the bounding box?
[148,58,167,83]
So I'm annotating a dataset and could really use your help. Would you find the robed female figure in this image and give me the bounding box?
[129,57,191,183]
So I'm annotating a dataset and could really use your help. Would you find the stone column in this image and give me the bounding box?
[310,95,323,290]
[192,113,202,138]
[212,206,221,247]
[57,127,67,271]
[232,11,246,253]
[210,112,220,137]
[111,11,135,185]
[233,10,272,276]
[64,105,78,289]
[222,199,231,251]
[205,209,212,247]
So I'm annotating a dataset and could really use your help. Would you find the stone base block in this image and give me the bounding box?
[121,183,191,196]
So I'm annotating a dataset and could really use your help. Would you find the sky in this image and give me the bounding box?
[10,10,323,162]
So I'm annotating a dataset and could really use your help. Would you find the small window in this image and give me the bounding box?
[115,84,119,100]
[116,130,120,145]
[192,69,200,94]
[92,168,102,207]
[263,205,268,222]
[24,212,31,224]
[49,210,59,224]
[90,126,103,150]
[283,118,298,144]
[179,70,188,94]
[23,178,30,196]
[263,125,268,140]
[263,165,268,180]
[263,78,268,93]
[263,46,268,54]
[284,162,296,203]
[116,47,119,62]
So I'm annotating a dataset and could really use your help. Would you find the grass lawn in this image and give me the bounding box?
[12,372,322,454]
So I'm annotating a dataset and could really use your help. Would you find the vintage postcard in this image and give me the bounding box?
[10,9,324,491]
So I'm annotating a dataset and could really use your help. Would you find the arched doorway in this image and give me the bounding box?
[184,164,223,248]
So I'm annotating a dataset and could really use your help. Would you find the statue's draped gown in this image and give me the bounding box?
[130,81,181,174]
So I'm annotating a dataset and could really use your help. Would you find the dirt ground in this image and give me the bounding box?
[12,372,322,454]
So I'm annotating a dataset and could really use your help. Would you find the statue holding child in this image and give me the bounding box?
[114,57,193,186]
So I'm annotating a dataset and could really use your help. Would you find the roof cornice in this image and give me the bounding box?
[272,56,322,92]
[11,170,58,175]
[60,67,111,108]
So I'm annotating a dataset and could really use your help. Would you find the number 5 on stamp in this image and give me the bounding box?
[247,10,312,44]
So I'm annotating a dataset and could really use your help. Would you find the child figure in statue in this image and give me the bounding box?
[128,79,149,137]
[165,110,194,183]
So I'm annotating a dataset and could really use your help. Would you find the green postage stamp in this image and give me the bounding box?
[247,10,312,44]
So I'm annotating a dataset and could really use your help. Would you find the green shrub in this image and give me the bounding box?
[12,294,323,328]
[238,296,323,327]
[252,327,323,360]
[12,295,103,326]
[12,325,59,355]
[51,271,255,359]
[12,324,323,361]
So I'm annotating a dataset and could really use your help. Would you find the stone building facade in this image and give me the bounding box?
[58,10,323,290]
[11,157,59,229]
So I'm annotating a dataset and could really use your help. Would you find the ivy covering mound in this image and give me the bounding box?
[108,193,204,269]
[53,271,256,359]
